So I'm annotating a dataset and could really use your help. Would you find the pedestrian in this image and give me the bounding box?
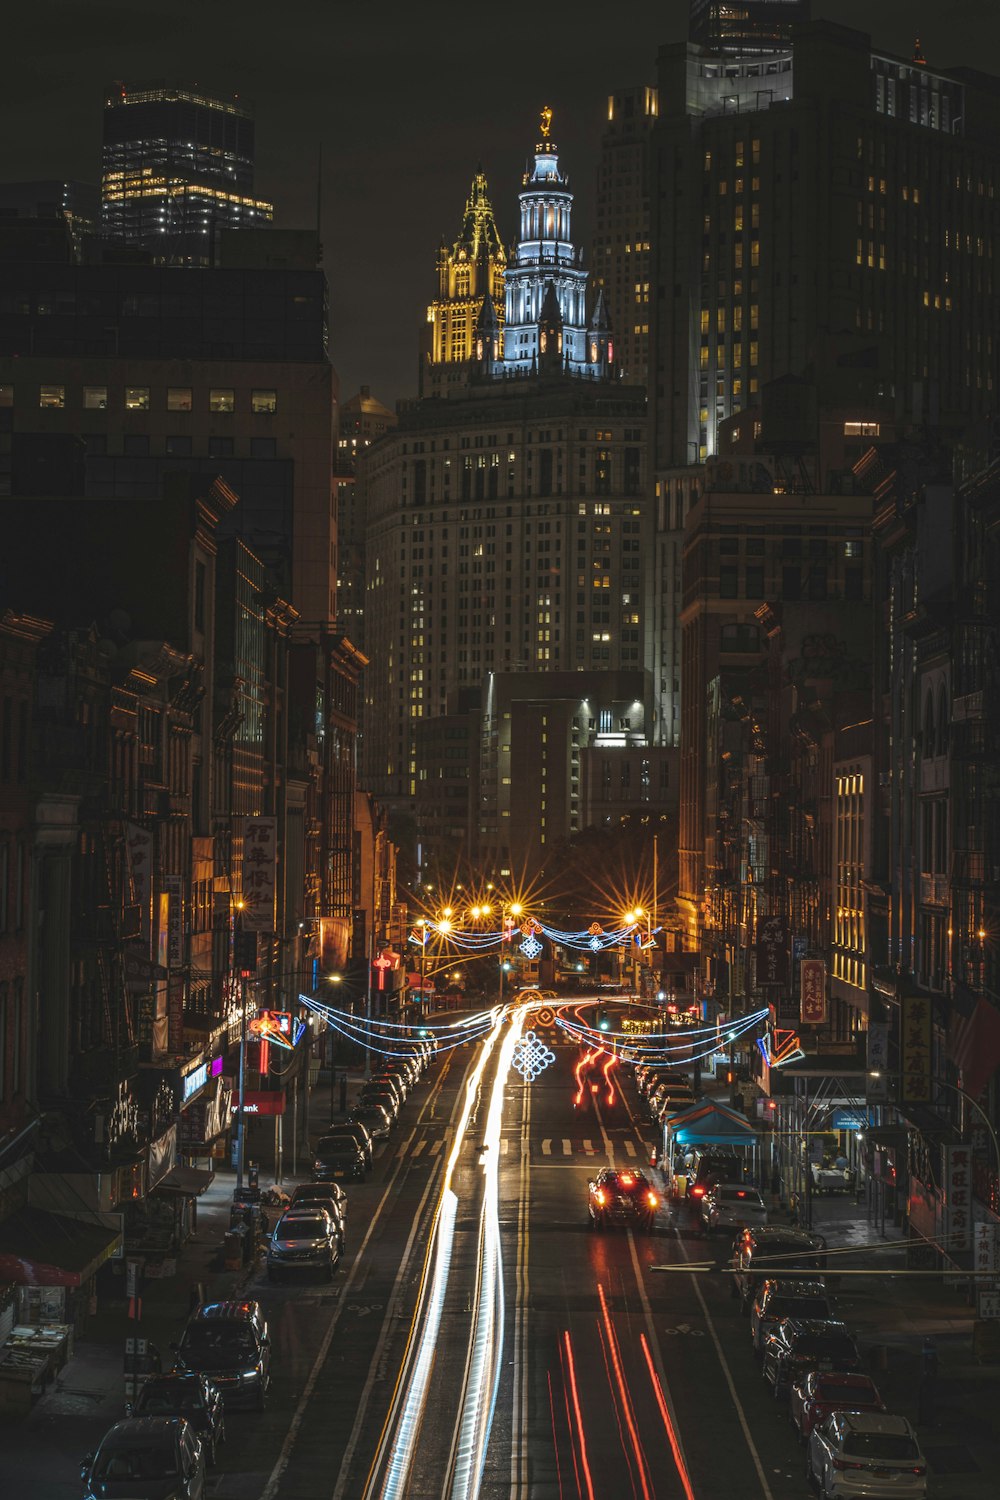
[788,1192,800,1227]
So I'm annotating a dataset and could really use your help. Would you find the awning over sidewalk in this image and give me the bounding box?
[0,1207,122,1287]
[152,1166,215,1197]
[668,1099,760,1145]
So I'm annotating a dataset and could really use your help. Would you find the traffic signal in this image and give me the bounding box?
[597,1010,611,1033]
[234,928,258,976]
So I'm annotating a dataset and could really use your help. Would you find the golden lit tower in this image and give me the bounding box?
[421,172,507,397]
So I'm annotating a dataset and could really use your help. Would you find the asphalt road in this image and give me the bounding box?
[13,1021,883,1500]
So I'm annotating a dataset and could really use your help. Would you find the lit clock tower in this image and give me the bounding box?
[503,107,589,376]
[422,171,507,397]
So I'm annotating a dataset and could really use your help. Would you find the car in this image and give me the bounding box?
[313,1133,367,1181]
[805,1411,926,1499]
[790,1371,885,1443]
[368,1072,406,1105]
[683,1147,745,1202]
[171,1301,271,1410]
[127,1373,225,1467]
[316,1122,373,1170]
[386,1057,419,1088]
[761,1318,862,1397]
[702,1184,769,1234]
[289,1179,348,1225]
[351,1100,393,1141]
[268,1207,341,1281]
[81,1416,206,1499]
[359,1087,400,1123]
[587,1167,659,1233]
[730,1225,828,1311]
[750,1279,835,1354]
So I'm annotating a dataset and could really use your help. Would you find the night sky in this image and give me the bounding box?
[6,1,1000,407]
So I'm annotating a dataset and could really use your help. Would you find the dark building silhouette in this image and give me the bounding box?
[688,0,810,55]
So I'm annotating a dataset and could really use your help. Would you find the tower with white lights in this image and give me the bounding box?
[503,108,590,376]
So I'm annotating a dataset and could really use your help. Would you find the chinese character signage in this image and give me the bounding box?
[974,1223,1000,1285]
[866,1022,889,1102]
[126,823,153,942]
[755,916,789,986]
[800,960,827,1025]
[944,1143,972,1252]
[242,817,277,932]
[900,995,932,1102]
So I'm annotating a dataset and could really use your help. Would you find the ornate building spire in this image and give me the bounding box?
[421,171,507,395]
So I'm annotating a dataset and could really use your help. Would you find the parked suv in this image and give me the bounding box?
[127,1373,226,1467]
[730,1225,827,1311]
[81,1417,205,1500]
[267,1207,341,1281]
[313,1133,367,1181]
[172,1301,270,1410]
[289,1179,348,1226]
[761,1317,861,1396]
[750,1278,834,1354]
[317,1120,373,1170]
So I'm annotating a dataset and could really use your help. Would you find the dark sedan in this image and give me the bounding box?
[587,1167,659,1233]
[128,1374,225,1467]
[81,1416,205,1500]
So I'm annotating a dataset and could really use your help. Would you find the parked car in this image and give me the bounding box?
[316,1121,373,1170]
[587,1167,659,1233]
[750,1278,834,1353]
[313,1133,367,1181]
[805,1411,926,1499]
[127,1373,225,1467]
[289,1179,348,1225]
[761,1318,861,1396]
[702,1184,768,1235]
[368,1072,406,1106]
[730,1225,828,1311]
[268,1207,341,1281]
[81,1416,206,1499]
[351,1100,393,1141]
[359,1087,400,1123]
[684,1147,745,1202]
[171,1301,270,1410]
[789,1370,885,1442]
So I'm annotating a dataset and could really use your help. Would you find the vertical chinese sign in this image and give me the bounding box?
[242,817,277,932]
[866,1021,889,1102]
[899,995,932,1103]
[944,1143,972,1252]
[799,960,827,1025]
[755,916,789,986]
[164,874,185,1054]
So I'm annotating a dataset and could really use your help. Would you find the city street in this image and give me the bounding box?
[10,1011,999,1500]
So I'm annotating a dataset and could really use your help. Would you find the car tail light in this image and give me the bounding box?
[691,1185,705,1197]
[595,1189,607,1206]
[911,1467,926,1476]
[647,1191,658,1208]
[620,1172,634,1186]
[832,1459,865,1472]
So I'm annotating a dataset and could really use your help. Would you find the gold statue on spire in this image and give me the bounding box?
[540,105,553,139]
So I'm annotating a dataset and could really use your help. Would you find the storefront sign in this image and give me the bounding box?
[164,875,185,967]
[944,1143,972,1252]
[232,1091,285,1116]
[974,1223,1000,1284]
[181,1061,209,1105]
[126,823,154,940]
[755,916,789,986]
[800,960,827,1025]
[977,1290,1000,1319]
[900,996,932,1102]
[242,817,277,932]
[866,1022,889,1102]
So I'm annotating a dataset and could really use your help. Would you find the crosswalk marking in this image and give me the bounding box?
[429,1139,442,1156]
[412,1140,426,1157]
[541,1139,553,1156]
[562,1139,571,1156]
[583,1139,595,1156]
[624,1140,637,1159]
[500,1138,509,1156]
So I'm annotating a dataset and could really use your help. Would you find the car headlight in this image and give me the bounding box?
[240,1369,260,1383]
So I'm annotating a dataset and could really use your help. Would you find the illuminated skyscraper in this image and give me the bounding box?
[688,0,810,55]
[503,110,590,376]
[421,172,506,398]
[591,86,658,385]
[101,84,273,265]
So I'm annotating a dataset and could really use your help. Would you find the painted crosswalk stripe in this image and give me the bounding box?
[429,1139,442,1156]
[412,1139,426,1157]
[562,1139,572,1155]
[624,1140,637,1159]
[583,1139,595,1155]
[501,1138,509,1156]
[542,1139,553,1155]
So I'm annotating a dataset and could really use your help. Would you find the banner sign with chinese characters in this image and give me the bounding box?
[800,960,827,1025]
[866,1022,889,1102]
[754,916,789,986]
[242,817,277,932]
[973,1222,1000,1287]
[900,995,932,1102]
[126,823,153,941]
[944,1143,972,1252]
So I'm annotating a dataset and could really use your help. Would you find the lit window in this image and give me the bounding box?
[39,385,65,409]
[210,389,235,413]
[167,387,193,411]
[251,388,277,414]
[843,421,880,437]
[125,387,149,411]
[83,386,108,409]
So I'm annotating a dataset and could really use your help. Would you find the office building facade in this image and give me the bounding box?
[591,87,658,387]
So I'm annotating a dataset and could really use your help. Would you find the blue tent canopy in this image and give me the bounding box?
[668,1099,759,1146]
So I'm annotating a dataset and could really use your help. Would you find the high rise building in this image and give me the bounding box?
[688,0,810,55]
[101,84,273,264]
[591,87,658,386]
[421,174,507,398]
[0,179,99,260]
[649,22,1000,471]
[502,110,591,377]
